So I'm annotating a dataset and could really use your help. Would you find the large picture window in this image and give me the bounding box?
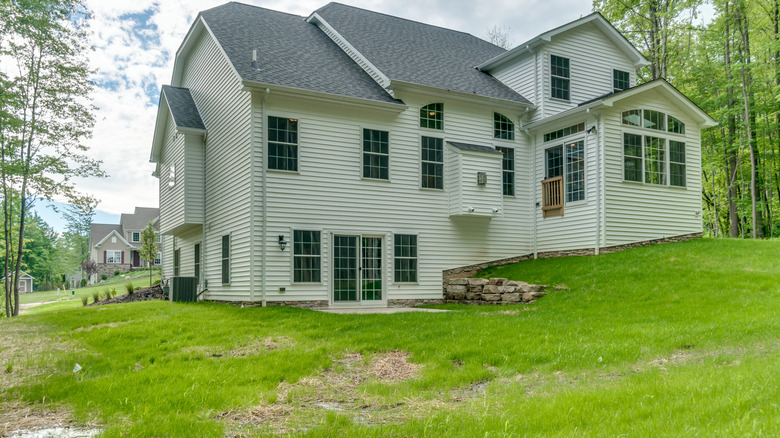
[545,141,585,203]
[363,129,389,180]
[394,234,417,283]
[496,146,515,196]
[268,116,298,171]
[293,230,321,283]
[106,250,122,264]
[421,136,443,189]
[622,109,687,188]
[550,55,570,100]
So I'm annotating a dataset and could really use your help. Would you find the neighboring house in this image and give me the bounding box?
[89,207,161,281]
[149,3,716,307]
[5,272,34,294]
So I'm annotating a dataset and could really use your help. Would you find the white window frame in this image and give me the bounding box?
[292,230,322,284]
[132,232,140,242]
[550,54,570,101]
[361,127,391,181]
[154,252,161,265]
[106,250,122,264]
[393,233,419,284]
[267,113,301,173]
[620,110,688,188]
[543,131,587,206]
[419,134,445,191]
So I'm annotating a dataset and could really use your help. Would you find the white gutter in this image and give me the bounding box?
[260,88,270,307]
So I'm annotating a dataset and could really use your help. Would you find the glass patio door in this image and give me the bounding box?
[332,235,383,303]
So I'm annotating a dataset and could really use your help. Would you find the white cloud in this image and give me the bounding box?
[78,0,593,214]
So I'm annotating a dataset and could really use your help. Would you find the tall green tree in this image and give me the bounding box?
[139,222,157,287]
[0,0,104,316]
[61,197,96,278]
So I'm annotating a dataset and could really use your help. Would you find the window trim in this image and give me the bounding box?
[194,243,201,281]
[393,233,418,284]
[361,127,391,181]
[221,234,231,285]
[613,69,630,93]
[292,230,323,284]
[173,248,181,277]
[493,112,515,140]
[419,134,445,191]
[543,136,587,206]
[131,232,140,242]
[620,126,688,189]
[267,113,301,173]
[419,103,444,130]
[496,146,515,197]
[106,250,122,264]
[550,54,571,101]
[154,251,161,266]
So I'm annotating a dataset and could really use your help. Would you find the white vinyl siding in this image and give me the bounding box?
[603,93,703,246]
[177,30,251,300]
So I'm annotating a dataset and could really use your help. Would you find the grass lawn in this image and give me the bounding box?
[18,269,161,308]
[1,239,777,436]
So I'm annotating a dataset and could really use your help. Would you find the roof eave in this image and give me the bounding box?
[601,80,718,127]
[241,80,407,112]
[388,80,535,109]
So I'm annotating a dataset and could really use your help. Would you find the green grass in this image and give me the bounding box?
[19,269,160,306]
[1,239,777,436]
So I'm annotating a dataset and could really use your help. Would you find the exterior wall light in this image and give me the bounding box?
[278,235,288,250]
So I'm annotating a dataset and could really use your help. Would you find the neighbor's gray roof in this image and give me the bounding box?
[314,3,532,105]
[162,86,206,130]
[120,207,159,231]
[447,141,502,154]
[90,224,122,248]
[199,2,402,105]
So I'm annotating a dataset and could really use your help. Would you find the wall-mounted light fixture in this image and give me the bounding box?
[278,235,288,250]
[586,126,597,134]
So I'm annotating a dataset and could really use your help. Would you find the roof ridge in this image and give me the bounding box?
[319,2,503,47]
[203,1,305,20]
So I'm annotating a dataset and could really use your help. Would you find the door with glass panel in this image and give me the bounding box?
[332,235,383,303]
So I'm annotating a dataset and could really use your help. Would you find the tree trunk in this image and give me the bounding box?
[725,2,740,237]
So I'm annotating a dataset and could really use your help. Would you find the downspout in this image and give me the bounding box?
[588,110,601,255]
[523,127,538,259]
[599,113,606,250]
[260,88,270,307]
[199,133,208,298]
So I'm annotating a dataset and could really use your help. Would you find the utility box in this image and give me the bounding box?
[171,276,198,302]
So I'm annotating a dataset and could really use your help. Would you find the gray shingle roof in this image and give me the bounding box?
[447,141,502,154]
[120,207,159,231]
[200,2,402,105]
[162,86,206,130]
[90,224,122,247]
[314,3,532,105]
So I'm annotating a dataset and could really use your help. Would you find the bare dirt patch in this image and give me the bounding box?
[219,350,424,434]
[87,285,165,306]
[179,337,294,359]
[74,322,129,333]
[0,401,101,437]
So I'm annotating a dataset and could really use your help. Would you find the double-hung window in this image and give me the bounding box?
[550,55,570,100]
[154,251,161,265]
[622,109,687,187]
[194,243,201,280]
[106,250,122,264]
[293,230,321,283]
[421,136,443,189]
[394,234,417,283]
[174,249,181,276]
[363,129,389,180]
[613,70,630,92]
[496,147,515,196]
[132,232,140,242]
[268,116,298,171]
[420,103,443,130]
[545,141,585,203]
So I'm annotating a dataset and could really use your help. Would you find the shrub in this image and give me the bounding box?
[126,283,135,295]
[114,270,121,277]
[102,289,111,300]
[80,279,87,287]
[101,274,108,281]
[81,296,89,306]
[110,287,118,297]
[92,292,100,303]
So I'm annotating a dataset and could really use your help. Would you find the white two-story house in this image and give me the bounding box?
[150,2,716,307]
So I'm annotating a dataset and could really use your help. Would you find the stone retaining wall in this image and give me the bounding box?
[444,277,548,304]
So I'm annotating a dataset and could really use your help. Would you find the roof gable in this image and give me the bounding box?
[150,86,205,164]
[312,3,531,106]
[93,229,134,248]
[478,12,649,71]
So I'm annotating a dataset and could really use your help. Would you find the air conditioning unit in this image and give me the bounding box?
[171,276,198,302]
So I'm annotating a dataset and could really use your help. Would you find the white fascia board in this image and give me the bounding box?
[306,13,392,91]
[241,80,408,113]
[479,13,649,71]
[524,103,604,131]
[388,80,536,110]
[149,95,170,164]
[171,17,243,87]
[602,80,717,127]
[93,229,135,249]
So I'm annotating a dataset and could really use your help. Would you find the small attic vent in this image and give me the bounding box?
[251,49,259,70]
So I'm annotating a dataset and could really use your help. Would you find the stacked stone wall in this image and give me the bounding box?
[444,277,548,304]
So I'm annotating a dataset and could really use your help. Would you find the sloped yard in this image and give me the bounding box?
[1,239,778,437]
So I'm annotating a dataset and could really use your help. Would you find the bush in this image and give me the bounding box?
[80,279,87,287]
[101,274,108,281]
[110,287,117,298]
[126,283,135,295]
[102,289,111,300]
[92,292,100,303]
[114,270,121,277]
[81,296,88,306]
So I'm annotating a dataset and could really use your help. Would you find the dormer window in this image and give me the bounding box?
[494,113,514,140]
[550,55,570,100]
[613,69,630,92]
[420,103,443,130]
